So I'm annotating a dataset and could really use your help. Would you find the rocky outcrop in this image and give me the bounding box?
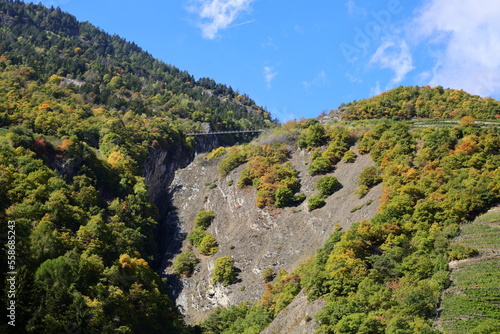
[142,145,191,212]
[141,135,222,269]
[142,134,222,212]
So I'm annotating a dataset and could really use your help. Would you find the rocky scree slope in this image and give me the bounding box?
[161,143,382,324]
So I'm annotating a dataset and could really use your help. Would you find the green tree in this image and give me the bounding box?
[460,115,476,127]
[343,150,357,163]
[30,220,64,264]
[187,228,208,247]
[213,256,236,286]
[274,186,294,208]
[199,234,219,256]
[298,123,327,149]
[30,255,77,331]
[470,319,500,334]
[219,148,247,176]
[172,251,199,277]
[6,126,34,148]
[358,166,382,188]
[308,156,332,176]
[194,209,215,229]
[262,268,276,283]
[333,313,365,334]
[308,195,326,211]
[316,175,342,197]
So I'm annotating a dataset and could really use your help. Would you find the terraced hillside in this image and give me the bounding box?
[435,209,500,333]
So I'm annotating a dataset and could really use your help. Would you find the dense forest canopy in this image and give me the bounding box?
[339,85,500,120]
[0,0,272,333]
[0,0,274,136]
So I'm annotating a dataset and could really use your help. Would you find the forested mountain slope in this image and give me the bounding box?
[337,85,500,121]
[0,1,272,134]
[1,1,500,334]
[0,1,271,333]
[175,120,500,334]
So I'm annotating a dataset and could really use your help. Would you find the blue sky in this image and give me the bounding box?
[37,0,500,122]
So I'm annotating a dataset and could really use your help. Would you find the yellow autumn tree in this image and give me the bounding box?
[107,150,136,174]
[460,115,476,127]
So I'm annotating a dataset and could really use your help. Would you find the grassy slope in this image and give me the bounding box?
[435,209,500,333]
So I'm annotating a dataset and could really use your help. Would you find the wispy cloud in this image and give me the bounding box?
[370,81,382,96]
[303,70,327,89]
[188,0,254,39]
[261,37,279,50]
[346,72,362,83]
[370,38,414,86]
[346,0,367,17]
[294,25,305,35]
[271,106,296,123]
[264,66,277,89]
[411,0,500,97]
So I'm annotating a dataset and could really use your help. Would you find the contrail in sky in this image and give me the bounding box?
[229,19,256,28]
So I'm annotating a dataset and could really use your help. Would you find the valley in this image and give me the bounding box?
[0,2,499,333]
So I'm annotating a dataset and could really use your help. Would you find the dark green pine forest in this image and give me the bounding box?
[1,1,500,333]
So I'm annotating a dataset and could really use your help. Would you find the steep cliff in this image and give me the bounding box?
[142,135,223,268]
[142,135,222,212]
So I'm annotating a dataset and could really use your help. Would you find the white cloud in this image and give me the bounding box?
[303,70,327,89]
[346,0,367,17]
[416,70,431,83]
[188,0,254,39]
[264,66,277,89]
[412,0,500,97]
[370,38,414,86]
[370,81,382,96]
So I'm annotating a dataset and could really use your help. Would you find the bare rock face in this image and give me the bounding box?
[141,135,221,268]
[142,145,191,212]
[141,135,221,212]
[161,145,382,327]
